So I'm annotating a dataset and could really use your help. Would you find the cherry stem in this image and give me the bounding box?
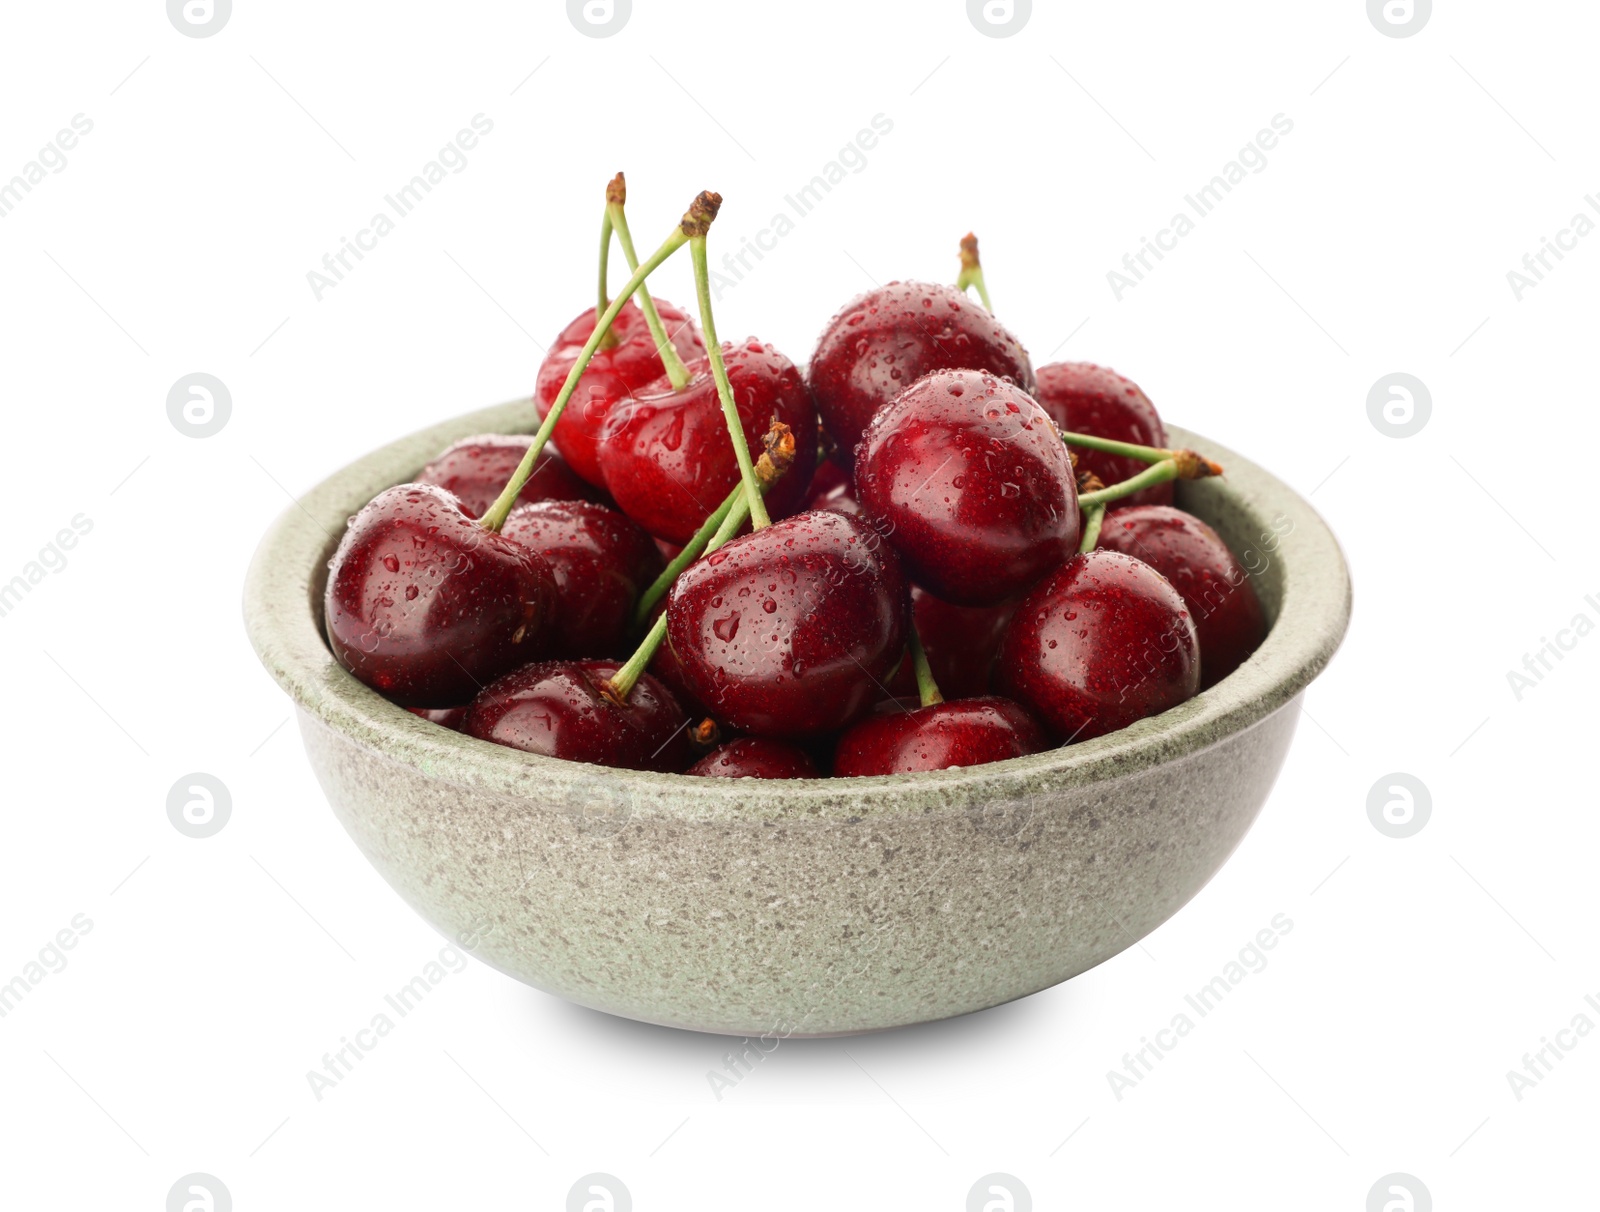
[607,175,692,390]
[1078,503,1106,554]
[632,481,744,626]
[908,622,944,708]
[595,209,618,349]
[956,232,993,312]
[479,221,692,532]
[1077,460,1179,508]
[1059,430,1224,479]
[689,228,771,531]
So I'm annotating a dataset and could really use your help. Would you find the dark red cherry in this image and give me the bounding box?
[324,484,555,707]
[887,587,1016,700]
[596,340,818,545]
[855,370,1078,606]
[501,500,663,657]
[685,737,820,778]
[407,705,468,731]
[833,696,1047,777]
[463,659,689,771]
[535,298,704,487]
[415,434,597,520]
[1032,363,1172,508]
[997,549,1199,742]
[1095,505,1266,688]
[808,281,1034,466]
[802,458,860,517]
[664,510,908,738]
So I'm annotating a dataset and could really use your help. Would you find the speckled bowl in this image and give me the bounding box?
[244,398,1349,1036]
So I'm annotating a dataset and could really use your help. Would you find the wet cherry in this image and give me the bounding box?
[664,510,908,738]
[887,587,1016,700]
[802,458,860,517]
[808,281,1034,465]
[324,484,556,706]
[833,696,1046,777]
[855,370,1078,606]
[685,737,820,778]
[463,659,689,770]
[1032,363,1172,508]
[417,434,598,519]
[502,499,663,657]
[1095,505,1266,688]
[997,549,1199,742]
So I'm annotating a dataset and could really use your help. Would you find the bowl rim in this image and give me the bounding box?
[243,398,1351,825]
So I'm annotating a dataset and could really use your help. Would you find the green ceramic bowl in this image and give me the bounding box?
[244,399,1350,1036]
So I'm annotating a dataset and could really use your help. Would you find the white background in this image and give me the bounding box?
[1,1,1595,1208]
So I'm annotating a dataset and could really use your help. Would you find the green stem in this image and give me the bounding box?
[610,199,692,390]
[480,225,688,531]
[595,211,619,350]
[908,623,943,708]
[690,234,770,530]
[1060,430,1171,465]
[1076,460,1179,509]
[1078,503,1106,554]
[633,481,744,626]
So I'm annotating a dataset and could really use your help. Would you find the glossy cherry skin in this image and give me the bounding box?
[664,510,909,739]
[502,500,663,657]
[1095,505,1266,688]
[685,737,820,778]
[855,370,1079,606]
[535,298,704,487]
[596,340,818,545]
[997,549,1199,742]
[833,696,1047,777]
[802,458,860,517]
[1032,362,1172,508]
[887,587,1016,700]
[415,434,596,520]
[463,659,690,771]
[808,281,1034,467]
[324,484,556,707]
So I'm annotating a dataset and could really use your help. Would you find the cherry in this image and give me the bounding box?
[463,659,689,770]
[596,340,817,544]
[534,298,705,487]
[407,705,468,730]
[664,510,908,738]
[416,434,598,519]
[808,281,1034,466]
[997,549,1199,742]
[855,369,1078,606]
[1032,363,1172,508]
[685,737,819,779]
[833,696,1046,777]
[1094,505,1266,688]
[324,484,556,707]
[887,587,1016,700]
[501,499,663,657]
[802,458,860,517]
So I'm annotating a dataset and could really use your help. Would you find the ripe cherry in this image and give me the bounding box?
[808,281,1034,465]
[1095,505,1266,688]
[833,696,1046,777]
[855,370,1078,606]
[1032,363,1172,508]
[664,510,908,738]
[685,737,820,778]
[802,458,860,517]
[596,341,817,545]
[887,587,1016,700]
[463,659,689,771]
[417,434,597,519]
[534,298,704,487]
[501,499,663,657]
[997,549,1199,742]
[324,484,555,707]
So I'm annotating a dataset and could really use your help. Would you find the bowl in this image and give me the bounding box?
[244,398,1350,1036]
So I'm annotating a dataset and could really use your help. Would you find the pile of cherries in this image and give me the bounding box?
[324,180,1266,780]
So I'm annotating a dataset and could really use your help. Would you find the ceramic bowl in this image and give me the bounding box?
[244,399,1350,1036]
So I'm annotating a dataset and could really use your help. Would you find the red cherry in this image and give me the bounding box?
[855,370,1079,606]
[596,340,818,545]
[407,705,468,730]
[534,298,704,486]
[808,281,1034,465]
[324,484,555,706]
[463,659,689,771]
[887,586,1016,700]
[664,510,908,738]
[501,499,663,657]
[802,458,860,517]
[997,549,1199,742]
[685,737,819,778]
[416,434,598,519]
[833,696,1047,777]
[1032,363,1172,508]
[1094,505,1266,688]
